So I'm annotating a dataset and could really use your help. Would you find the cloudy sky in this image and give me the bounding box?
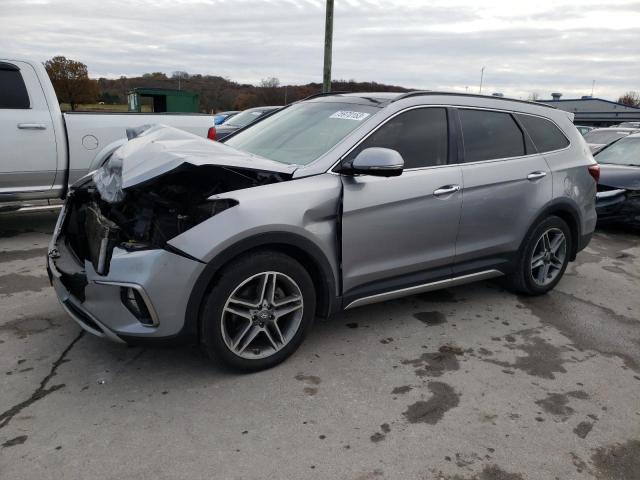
[1,0,639,100]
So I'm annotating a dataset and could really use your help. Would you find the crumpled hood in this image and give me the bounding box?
[599,164,640,190]
[112,124,297,189]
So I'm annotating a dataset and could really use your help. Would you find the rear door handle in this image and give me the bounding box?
[527,171,547,181]
[17,123,46,130]
[433,185,461,196]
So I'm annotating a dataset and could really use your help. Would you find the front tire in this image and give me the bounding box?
[201,250,316,371]
[505,216,572,295]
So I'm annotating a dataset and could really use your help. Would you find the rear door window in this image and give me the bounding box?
[0,63,30,109]
[517,114,569,153]
[459,109,525,162]
[348,107,448,169]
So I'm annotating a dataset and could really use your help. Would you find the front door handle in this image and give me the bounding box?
[433,185,461,196]
[527,171,547,181]
[17,123,47,130]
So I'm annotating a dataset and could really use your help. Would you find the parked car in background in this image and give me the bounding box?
[615,122,640,128]
[210,106,281,140]
[594,132,640,225]
[0,58,215,212]
[583,127,639,154]
[575,125,593,136]
[49,92,597,371]
[214,110,239,125]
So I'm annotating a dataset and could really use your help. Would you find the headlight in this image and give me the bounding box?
[93,153,124,203]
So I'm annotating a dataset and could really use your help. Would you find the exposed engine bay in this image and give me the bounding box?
[64,163,289,275]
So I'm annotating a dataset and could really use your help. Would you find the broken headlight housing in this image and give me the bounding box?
[93,153,125,204]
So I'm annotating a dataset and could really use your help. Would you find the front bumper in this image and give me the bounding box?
[596,189,640,224]
[48,204,206,343]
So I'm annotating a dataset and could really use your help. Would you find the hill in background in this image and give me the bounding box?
[96,73,411,113]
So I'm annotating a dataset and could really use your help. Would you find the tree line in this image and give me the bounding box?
[44,56,409,112]
[44,56,640,112]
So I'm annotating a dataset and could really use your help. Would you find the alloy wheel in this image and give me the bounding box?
[221,271,304,359]
[530,228,567,286]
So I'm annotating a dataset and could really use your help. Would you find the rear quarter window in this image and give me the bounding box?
[0,63,30,109]
[516,114,570,153]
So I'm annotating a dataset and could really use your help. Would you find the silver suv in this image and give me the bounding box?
[48,92,598,371]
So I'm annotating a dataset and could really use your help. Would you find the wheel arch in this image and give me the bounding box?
[520,199,582,261]
[182,232,340,342]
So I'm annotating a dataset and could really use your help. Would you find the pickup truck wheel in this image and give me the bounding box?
[504,216,572,296]
[201,250,316,372]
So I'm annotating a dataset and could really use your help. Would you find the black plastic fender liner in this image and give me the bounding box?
[177,231,340,343]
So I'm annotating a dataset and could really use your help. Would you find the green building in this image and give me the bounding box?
[127,88,200,113]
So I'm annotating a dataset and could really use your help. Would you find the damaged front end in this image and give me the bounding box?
[64,159,288,276]
[48,125,296,335]
[596,185,640,225]
[58,124,295,278]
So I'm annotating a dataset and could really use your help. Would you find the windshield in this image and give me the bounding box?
[584,130,631,144]
[596,137,640,166]
[224,102,379,165]
[225,109,271,128]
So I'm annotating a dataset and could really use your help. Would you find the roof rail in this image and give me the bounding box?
[298,91,352,102]
[392,91,557,109]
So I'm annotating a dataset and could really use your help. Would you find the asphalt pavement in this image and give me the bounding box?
[1,211,639,480]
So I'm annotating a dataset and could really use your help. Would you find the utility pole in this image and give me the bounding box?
[479,66,485,94]
[322,0,334,93]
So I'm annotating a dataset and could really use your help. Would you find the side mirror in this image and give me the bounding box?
[340,147,404,177]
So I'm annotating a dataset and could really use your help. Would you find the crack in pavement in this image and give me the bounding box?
[0,330,84,430]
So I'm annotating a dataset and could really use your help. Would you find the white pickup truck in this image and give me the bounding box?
[0,58,215,212]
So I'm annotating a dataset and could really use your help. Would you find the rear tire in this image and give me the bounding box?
[504,216,572,295]
[201,250,316,372]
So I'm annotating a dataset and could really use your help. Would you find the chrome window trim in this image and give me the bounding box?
[327,103,573,175]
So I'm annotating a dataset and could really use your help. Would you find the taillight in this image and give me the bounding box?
[588,164,600,182]
[207,126,217,141]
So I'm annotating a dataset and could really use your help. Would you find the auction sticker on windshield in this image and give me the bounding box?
[330,111,370,121]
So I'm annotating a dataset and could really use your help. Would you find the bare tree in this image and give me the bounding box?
[172,71,189,90]
[172,71,189,80]
[44,56,99,110]
[260,77,280,89]
[257,77,282,105]
[618,91,640,107]
[527,92,540,101]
